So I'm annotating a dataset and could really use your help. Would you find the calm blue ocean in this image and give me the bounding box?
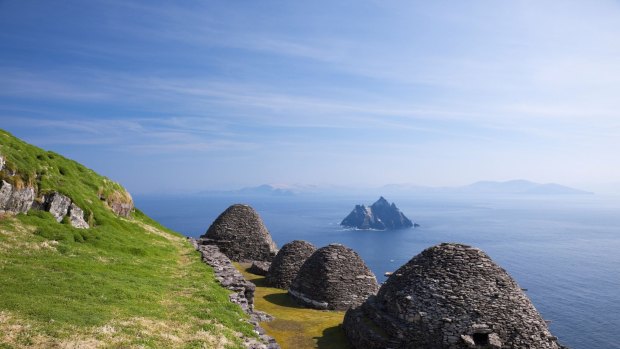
[135,193,620,349]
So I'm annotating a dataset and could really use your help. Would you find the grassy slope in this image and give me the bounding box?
[237,264,351,349]
[0,130,254,348]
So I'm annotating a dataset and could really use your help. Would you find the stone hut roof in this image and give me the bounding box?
[266,240,317,289]
[200,204,278,262]
[288,243,378,310]
[343,243,563,349]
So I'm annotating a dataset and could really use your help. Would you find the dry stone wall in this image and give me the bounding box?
[288,243,378,310]
[343,243,565,349]
[190,239,279,349]
[266,240,316,289]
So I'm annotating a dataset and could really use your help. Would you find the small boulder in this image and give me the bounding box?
[44,192,72,222]
[266,240,317,289]
[68,203,89,229]
[0,180,12,210]
[288,243,378,310]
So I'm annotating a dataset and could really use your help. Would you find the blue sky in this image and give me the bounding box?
[1,0,619,193]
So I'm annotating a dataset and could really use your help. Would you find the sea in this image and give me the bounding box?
[135,193,620,349]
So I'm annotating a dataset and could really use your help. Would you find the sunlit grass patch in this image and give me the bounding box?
[236,263,351,349]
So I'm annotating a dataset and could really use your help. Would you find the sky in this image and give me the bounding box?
[1,0,619,194]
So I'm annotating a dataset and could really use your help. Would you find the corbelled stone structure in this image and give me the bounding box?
[288,243,378,310]
[200,204,278,262]
[341,196,415,230]
[266,240,316,289]
[343,243,564,349]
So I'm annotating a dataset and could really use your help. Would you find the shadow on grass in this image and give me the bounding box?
[263,292,306,308]
[314,324,352,349]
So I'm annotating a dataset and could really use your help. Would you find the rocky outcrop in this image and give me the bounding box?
[38,192,89,229]
[68,203,89,229]
[190,239,280,349]
[248,261,271,276]
[199,204,278,262]
[266,240,316,289]
[110,201,133,217]
[44,192,72,222]
[288,243,378,310]
[0,180,35,214]
[343,243,563,349]
[341,197,414,230]
[0,155,4,171]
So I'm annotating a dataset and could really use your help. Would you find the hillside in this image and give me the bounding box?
[0,129,254,348]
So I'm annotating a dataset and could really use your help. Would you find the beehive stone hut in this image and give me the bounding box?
[200,204,278,262]
[266,240,317,289]
[288,243,378,310]
[343,243,564,349]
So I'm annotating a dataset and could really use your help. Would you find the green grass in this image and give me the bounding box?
[0,129,256,348]
[237,263,351,349]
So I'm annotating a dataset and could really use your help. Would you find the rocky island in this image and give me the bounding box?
[341,196,416,230]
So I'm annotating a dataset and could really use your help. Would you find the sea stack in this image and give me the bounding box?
[341,196,414,230]
[288,243,378,310]
[343,243,564,349]
[266,240,317,289]
[200,204,278,262]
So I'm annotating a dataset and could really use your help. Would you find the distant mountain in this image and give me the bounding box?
[197,180,593,198]
[460,180,593,195]
[198,184,317,197]
[341,197,416,230]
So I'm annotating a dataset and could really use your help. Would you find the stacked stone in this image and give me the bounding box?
[266,240,316,289]
[190,239,280,349]
[200,204,278,262]
[195,243,257,313]
[288,243,378,310]
[343,243,564,349]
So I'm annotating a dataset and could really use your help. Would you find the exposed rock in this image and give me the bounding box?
[44,192,72,222]
[0,180,35,214]
[266,240,316,289]
[68,203,89,229]
[109,200,133,217]
[189,238,280,349]
[0,180,12,209]
[0,155,4,171]
[288,243,378,310]
[248,261,271,276]
[343,243,564,349]
[341,196,414,230]
[199,204,278,262]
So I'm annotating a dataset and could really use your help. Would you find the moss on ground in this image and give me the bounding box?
[237,263,351,349]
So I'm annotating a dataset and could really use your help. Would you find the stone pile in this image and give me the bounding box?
[266,240,316,289]
[190,239,279,349]
[200,204,278,262]
[343,243,564,349]
[288,243,378,310]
